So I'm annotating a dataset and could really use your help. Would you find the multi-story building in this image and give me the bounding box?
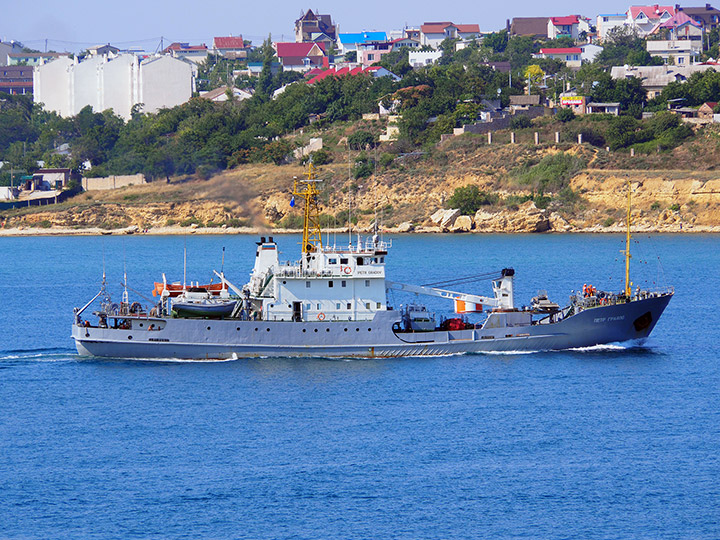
[34,54,195,120]
[0,65,33,95]
[295,9,337,46]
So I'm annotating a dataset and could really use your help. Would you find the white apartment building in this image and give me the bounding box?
[34,54,196,121]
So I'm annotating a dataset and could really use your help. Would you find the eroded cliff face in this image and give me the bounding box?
[3,166,720,234]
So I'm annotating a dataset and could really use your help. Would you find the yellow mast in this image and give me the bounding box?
[292,163,323,254]
[624,177,632,297]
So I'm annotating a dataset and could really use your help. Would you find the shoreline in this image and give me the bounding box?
[1,224,719,237]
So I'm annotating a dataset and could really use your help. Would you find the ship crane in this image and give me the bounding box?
[386,268,516,312]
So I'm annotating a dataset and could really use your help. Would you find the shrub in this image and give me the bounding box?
[348,130,376,150]
[516,152,586,194]
[278,214,304,229]
[310,148,331,165]
[650,201,661,211]
[225,218,250,228]
[670,203,680,212]
[556,108,576,122]
[603,217,615,227]
[38,220,52,228]
[579,128,605,147]
[379,153,395,169]
[354,153,375,179]
[510,115,532,129]
[446,185,499,215]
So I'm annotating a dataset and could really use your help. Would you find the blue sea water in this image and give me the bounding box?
[0,233,718,539]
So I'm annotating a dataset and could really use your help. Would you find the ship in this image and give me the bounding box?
[72,166,673,360]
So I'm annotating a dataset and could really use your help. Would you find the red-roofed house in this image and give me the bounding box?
[627,5,676,35]
[163,42,209,64]
[274,42,327,71]
[538,47,583,67]
[548,16,581,39]
[212,36,249,59]
[419,22,480,48]
[306,65,400,84]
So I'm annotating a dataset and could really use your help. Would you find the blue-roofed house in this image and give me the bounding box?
[338,32,388,55]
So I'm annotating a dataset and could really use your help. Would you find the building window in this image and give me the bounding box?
[678,56,685,64]
[368,54,374,61]
[365,280,370,287]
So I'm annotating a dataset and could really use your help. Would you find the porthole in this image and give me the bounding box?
[266,328,270,332]
[128,335,133,340]
[236,327,240,331]
[139,323,144,328]
[368,328,371,332]
[355,328,360,332]
[314,329,318,333]
[254,328,258,332]
[207,326,211,330]
[283,280,287,284]
[303,329,307,333]
[326,328,330,332]
[344,328,348,332]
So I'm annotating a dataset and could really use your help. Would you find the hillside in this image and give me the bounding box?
[3,119,720,235]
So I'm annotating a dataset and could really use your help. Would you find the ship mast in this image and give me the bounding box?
[624,177,632,297]
[292,163,323,254]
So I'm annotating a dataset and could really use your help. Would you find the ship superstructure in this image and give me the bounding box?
[71,169,673,360]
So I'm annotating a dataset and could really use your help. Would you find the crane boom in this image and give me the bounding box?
[385,268,516,312]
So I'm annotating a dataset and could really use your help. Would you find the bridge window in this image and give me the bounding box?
[347,303,351,309]
[329,258,337,264]
[377,302,382,309]
[340,258,348,264]
[365,303,370,309]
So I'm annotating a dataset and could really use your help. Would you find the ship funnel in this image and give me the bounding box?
[493,269,515,309]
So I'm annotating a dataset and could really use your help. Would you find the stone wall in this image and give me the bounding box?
[82,174,147,191]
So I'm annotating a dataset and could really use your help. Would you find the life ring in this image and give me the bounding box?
[342,266,352,274]
[317,312,325,321]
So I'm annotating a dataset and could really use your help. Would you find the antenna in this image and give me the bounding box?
[183,236,187,291]
[122,241,129,305]
[624,177,633,297]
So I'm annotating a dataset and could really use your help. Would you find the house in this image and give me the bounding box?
[408,50,442,67]
[212,36,248,59]
[33,168,72,189]
[389,37,421,50]
[508,17,550,38]
[537,48,583,67]
[8,52,66,66]
[547,16,581,39]
[610,63,716,98]
[627,5,677,36]
[0,66,33,95]
[243,62,281,77]
[199,86,253,102]
[306,66,399,84]
[558,94,586,114]
[358,41,393,66]
[510,95,541,110]
[0,40,24,66]
[419,22,480,48]
[652,11,704,40]
[163,42,209,64]
[274,42,327,71]
[646,39,701,65]
[580,43,604,62]
[87,44,120,57]
[697,101,718,120]
[597,13,628,41]
[338,32,387,55]
[295,9,337,45]
[677,4,720,31]
[586,102,620,115]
